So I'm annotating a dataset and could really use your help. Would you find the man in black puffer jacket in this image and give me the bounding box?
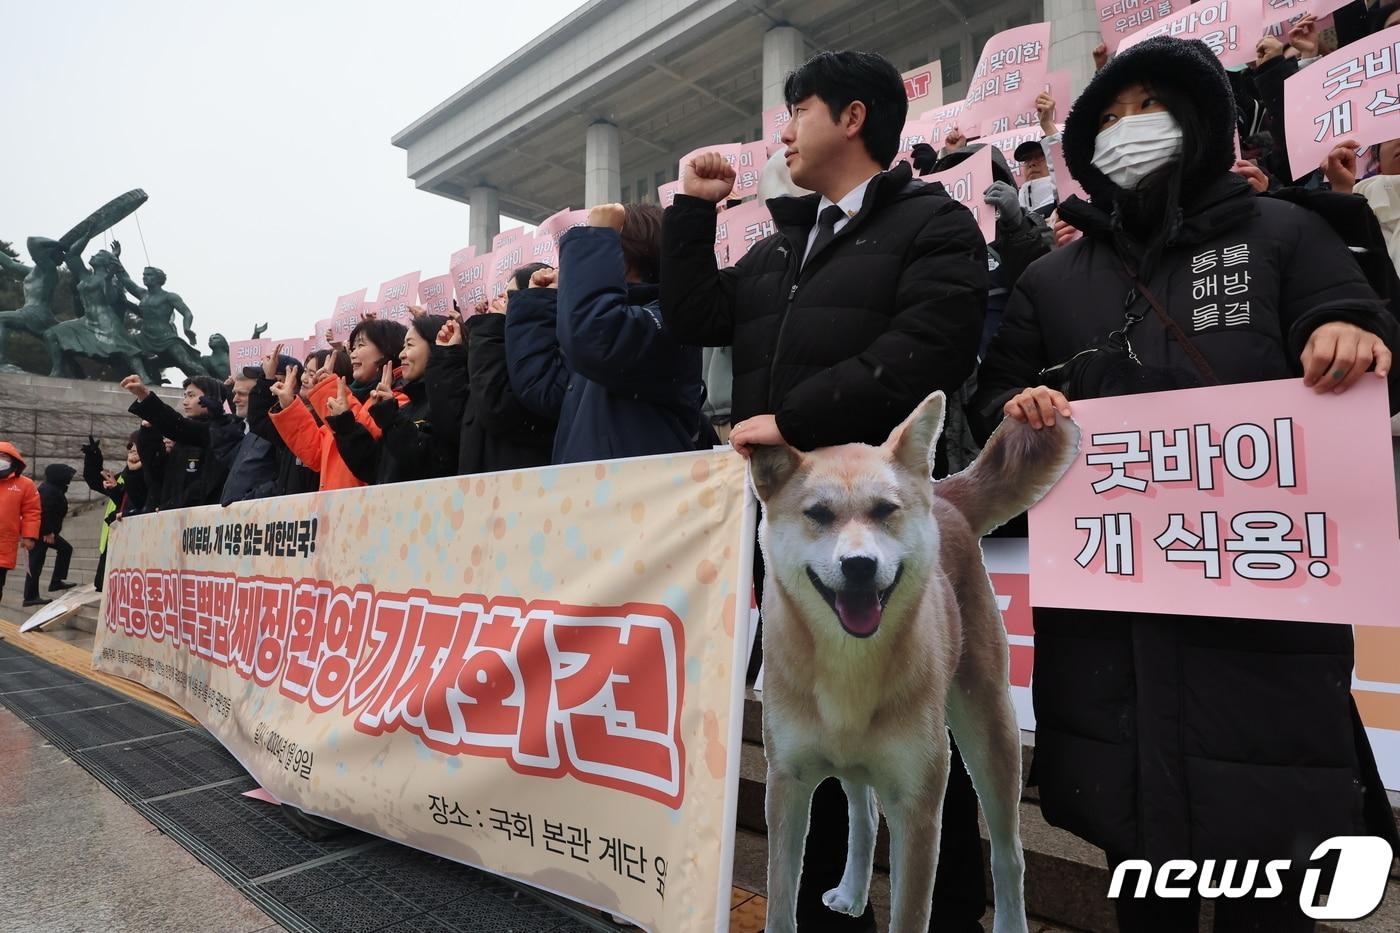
[22,463,77,605]
[663,50,989,933]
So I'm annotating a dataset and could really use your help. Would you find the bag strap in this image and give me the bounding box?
[1121,259,1220,386]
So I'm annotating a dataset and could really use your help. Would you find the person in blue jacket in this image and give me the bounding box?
[505,202,708,464]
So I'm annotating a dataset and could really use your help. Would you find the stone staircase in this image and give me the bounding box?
[734,688,1400,932]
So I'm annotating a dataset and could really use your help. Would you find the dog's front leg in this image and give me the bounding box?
[764,767,817,933]
[880,778,946,933]
[822,780,877,917]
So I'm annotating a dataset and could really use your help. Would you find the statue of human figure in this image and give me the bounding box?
[44,238,156,383]
[200,333,229,380]
[0,190,147,374]
[114,258,207,379]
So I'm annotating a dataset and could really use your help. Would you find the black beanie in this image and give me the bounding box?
[1062,37,1237,206]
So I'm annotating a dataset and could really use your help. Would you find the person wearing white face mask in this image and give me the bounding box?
[0,441,41,603]
[971,36,1400,933]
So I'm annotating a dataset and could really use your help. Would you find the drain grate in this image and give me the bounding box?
[0,640,625,932]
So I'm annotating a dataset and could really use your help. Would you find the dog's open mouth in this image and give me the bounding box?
[806,564,903,638]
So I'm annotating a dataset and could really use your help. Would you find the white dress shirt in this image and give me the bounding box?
[802,173,879,266]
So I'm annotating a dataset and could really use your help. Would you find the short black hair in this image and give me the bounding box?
[513,262,552,291]
[347,318,407,366]
[409,314,447,345]
[783,50,908,168]
[183,375,224,402]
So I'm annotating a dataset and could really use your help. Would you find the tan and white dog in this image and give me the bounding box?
[750,392,1080,933]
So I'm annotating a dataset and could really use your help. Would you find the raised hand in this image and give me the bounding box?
[1323,139,1361,194]
[487,293,508,315]
[120,373,151,401]
[437,317,463,346]
[587,203,626,230]
[680,151,737,203]
[945,127,967,151]
[272,365,300,409]
[325,376,350,416]
[262,342,284,380]
[529,267,558,289]
[1288,14,1319,59]
[369,361,395,405]
[1093,42,1110,71]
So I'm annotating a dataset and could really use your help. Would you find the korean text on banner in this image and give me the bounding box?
[538,208,589,246]
[902,60,944,108]
[525,231,558,269]
[979,71,1070,138]
[1028,378,1400,626]
[921,145,997,243]
[94,450,757,932]
[923,99,966,146]
[892,121,936,170]
[417,274,454,317]
[450,246,491,309]
[331,288,368,343]
[730,142,770,199]
[960,23,1053,137]
[762,105,791,151]
[373,272,422,327]
[1097,0,1192,53]
[678,144,742,191]
[1284,26,1400,180]
[1264,0,1352,30]
[489,241,527,298]
[978,126,1048,185]
[226,339,272,377]
[1118,0,1266,69]
[715,200,778,268]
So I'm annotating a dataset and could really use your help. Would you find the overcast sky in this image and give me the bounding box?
[0,0,585,349]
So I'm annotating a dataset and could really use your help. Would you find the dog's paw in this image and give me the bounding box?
[821,885,867,917]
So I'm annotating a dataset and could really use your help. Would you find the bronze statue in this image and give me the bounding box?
[200,333,229,379]
[115,258,206,379]
[0,189,147,374]
[251,322,268,339]
[45,238,155,383]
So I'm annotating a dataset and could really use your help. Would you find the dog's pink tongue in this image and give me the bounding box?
[835,591,882,638]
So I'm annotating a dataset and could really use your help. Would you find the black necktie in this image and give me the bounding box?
[804,204,848,270]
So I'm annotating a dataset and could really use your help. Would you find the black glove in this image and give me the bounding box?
[80,434,100,457]
[910,142,939,175]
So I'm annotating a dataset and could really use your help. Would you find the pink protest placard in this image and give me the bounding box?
[269,337,307,363]
[762,104,791,151]
[417,274,453,317]
[227,339,272,377]
[1264,0,1350,30]
[730,141,770,199]
[488,240,527,298]
[492,227,527,253]
[657,181,682,208]
[922,144,997,242]
[1098,0,1192,53]
[679,144,742,195]
[450,246,491,309]
[978,126,1047,185]
[1045,137,1091,203]
[309,319,332,353]
[715,199,777,268]
[538,207,588,244]
[902,60,944,108]
[1118,0,1266,69]
[330,288,368,343]
[524,230,558,269]
[892,120,937,170]
[960,24,1053,137]
[372,271,421,327]
[1284,26,1400,180]
[977,71,1071,138]
[1028,378,1400,626]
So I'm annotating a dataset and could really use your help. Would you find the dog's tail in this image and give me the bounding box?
[936,417,1081,537]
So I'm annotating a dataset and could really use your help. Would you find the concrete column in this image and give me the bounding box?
[763,26,807,111]
[468,186,500,255]
[584,121,622,206]
[1047,0,1100,110]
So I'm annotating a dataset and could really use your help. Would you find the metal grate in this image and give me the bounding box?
[0,642,624,932]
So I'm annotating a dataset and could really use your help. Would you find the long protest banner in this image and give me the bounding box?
[1284,25,1400,179]
[1028,378,1400,626]
[93,451,756,933]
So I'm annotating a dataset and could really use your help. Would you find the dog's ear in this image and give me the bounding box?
[884,392,946,476]
[749,444,802,502]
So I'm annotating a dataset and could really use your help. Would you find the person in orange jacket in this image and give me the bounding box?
[0,441,42,602]
[268,318,407,491]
